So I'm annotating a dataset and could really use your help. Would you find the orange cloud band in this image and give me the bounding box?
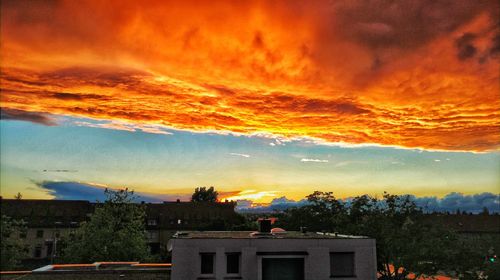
[1,0,499,152]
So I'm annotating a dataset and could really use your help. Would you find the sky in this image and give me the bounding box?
[0,0,499,209]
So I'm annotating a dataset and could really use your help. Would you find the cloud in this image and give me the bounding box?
[411,192,500,213]
[36,181,190,202]
[455,33,477,60]
[220,190,277,202]
[42,169,77,173]
[30,180,500,214]
[235,199,253,210]
[236,192,500,214]
[236,196,310,213]
[334,160,369,167]
[1,0,499,152]
[73,120,173,135]
[0,107,57,126]
[229,153,250,158]
[301,158,329,163]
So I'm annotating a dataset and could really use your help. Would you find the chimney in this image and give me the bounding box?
[258,219,272,233]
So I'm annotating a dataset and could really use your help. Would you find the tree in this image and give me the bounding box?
[14,192,22,200]
[1,215,28,270]
[276,191,346,232]
[278,191,491,280]
[62,188,151,263]
[191,186,218,202]
[353,193,455,280]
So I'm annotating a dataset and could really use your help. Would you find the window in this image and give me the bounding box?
[226,253,240,274]
[36,230,44,238]
[147,219,158,226]
[147,231,158,240]
[200,253,215,274]
[34,246,42,258]
[330,252,355,277]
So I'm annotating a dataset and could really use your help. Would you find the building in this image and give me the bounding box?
[170,220,377,280]
[423,213,500,235]
[0,198,240,263]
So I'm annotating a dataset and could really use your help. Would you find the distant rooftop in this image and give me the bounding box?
[173,231,370,239]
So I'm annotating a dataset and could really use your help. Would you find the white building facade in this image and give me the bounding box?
[170,230,377,280]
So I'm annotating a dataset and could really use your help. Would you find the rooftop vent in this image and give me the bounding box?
[271,227,286,234]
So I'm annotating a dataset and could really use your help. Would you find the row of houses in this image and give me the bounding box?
[0,198,241,261]
[1,198,379,279]
[2,198,498,280]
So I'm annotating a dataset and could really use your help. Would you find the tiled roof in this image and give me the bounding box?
[0,199,239,229]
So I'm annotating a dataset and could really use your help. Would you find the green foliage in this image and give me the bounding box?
[277,191,498,280]
[1,215,29,270]
[62,188,151,263]
[191,186,218,202]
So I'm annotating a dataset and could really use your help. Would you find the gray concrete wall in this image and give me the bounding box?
[171,238,377,280]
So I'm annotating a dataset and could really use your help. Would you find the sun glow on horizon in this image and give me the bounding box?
[220,190,280,203]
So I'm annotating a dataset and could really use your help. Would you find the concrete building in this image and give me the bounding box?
[0,198,240,263]
[170,220,377,280]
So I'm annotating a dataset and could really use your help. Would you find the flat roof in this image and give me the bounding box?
[173,231,370,239]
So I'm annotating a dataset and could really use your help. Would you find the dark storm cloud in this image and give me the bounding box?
[0,107,57,126]
[39,67,151,88]
[455,33,477,60]
[489,34,500,55]
[330,0,493,50]
[37,181,190,202]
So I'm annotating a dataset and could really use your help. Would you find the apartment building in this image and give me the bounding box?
[170,220,377,280]
[0,198,240,261]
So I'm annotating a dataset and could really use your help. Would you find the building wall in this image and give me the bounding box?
[1,199,239,262]
[22,228,73,260]
[171,238,377,280]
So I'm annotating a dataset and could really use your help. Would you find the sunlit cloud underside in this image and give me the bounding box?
[1,0,499,152]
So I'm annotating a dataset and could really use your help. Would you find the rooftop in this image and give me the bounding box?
[173,231,370,239]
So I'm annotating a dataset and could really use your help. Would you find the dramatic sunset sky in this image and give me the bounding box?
[1,0,499,209]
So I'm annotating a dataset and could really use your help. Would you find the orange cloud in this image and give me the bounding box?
[220,190,279,203]
[1,0,499,151]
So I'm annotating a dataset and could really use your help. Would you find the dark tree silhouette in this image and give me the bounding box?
[14,192,22,200]
[191,186,218,202]
[277,191,498,280]
[62,188,151,263]
[1,215,28,270]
